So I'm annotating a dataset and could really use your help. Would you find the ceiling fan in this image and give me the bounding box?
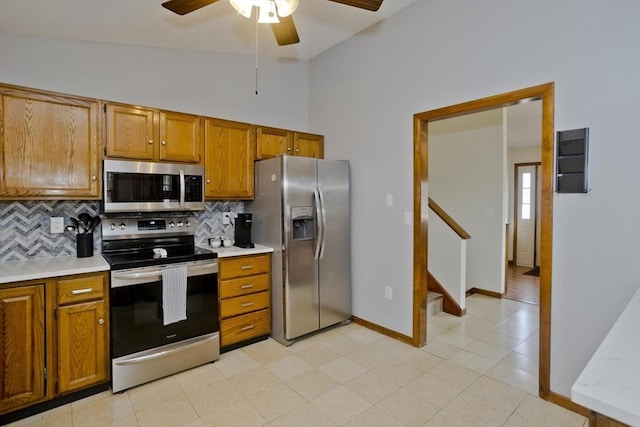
[161,0,384,46]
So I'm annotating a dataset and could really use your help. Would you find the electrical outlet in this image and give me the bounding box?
[385,286,393,300]
[50,217,65,234]
[222,212,234,225]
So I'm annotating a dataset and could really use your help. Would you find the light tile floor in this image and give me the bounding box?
[7,294,587,426]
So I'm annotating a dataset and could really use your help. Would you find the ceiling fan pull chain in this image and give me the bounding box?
[255,12,259,95]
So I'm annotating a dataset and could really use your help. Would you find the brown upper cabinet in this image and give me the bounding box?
[256,126,324,160]
[105,103,203,164]
[0,85,101,199]
[293,132,324,159]
[204,118,255,200]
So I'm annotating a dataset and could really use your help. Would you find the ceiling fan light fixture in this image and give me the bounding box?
[257,1,279,23]
[229,0,298,22]
[273,0,298,17]
[229,0,253,18]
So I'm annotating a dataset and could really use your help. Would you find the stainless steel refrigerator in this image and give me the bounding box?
[248,155,351,346]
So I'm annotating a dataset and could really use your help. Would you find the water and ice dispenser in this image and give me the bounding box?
[291,206,315,240]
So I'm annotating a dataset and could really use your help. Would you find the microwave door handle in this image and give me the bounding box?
[179,169,185,208]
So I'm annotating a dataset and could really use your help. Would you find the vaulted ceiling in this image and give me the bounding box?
[0,0,416,60]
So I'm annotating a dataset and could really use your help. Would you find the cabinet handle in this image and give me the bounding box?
[240,302,254,308]
[241,325,255,331]
[240,265,253,270]
[162,140,166,146]
[240,284,254,289]
[295,148,299,153]
[98,318,105,325]
[70,288,93,295]
[287,147,292,151]
[148,139,154,145]
[91,175,97,181]
[206,179,211,184]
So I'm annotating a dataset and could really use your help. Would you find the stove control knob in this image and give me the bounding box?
[185,220,190,228]
[177,221,183,227]
[168,221,175,228]
[118,223,126,230]
[109,223,117,231]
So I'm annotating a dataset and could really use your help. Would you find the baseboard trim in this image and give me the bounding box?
[466,287,504,299]
[427,271,466,316]
[351,316,413,346]
[548,391,590,418]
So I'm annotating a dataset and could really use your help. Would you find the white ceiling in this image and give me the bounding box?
[0,0,416,60]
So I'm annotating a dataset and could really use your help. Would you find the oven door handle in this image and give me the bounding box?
[112,270,163,281]
[113,334,217,366]
[112,263,218,282]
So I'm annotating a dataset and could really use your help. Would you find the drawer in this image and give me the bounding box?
[221,309,270,347]
[57,273,105,305]
[219,273,269,299]
[219,254,270,280]
[220,291,269,318]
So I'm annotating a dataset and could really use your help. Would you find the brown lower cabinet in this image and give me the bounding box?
[219,253,271,349]
[0,272,109,416]
[0,283,47,414]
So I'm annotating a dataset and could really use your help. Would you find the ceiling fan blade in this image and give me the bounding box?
[161,0,220,15]
[328,0,384,12]
[271,15,300,46]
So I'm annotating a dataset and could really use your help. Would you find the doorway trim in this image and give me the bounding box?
[412,82,554,398]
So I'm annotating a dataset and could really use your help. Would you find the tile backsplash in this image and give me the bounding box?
[0,200,243,262]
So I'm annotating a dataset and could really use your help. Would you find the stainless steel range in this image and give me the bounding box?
[101,215,219,393]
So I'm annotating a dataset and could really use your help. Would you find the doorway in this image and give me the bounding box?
[412,83,554,398]
[506,162,542,304]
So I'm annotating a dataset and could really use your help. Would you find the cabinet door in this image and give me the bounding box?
[204,118,255,199]
[159,112,202,163]
[105,104,157,160]
[0,88,100,199]
[256,126,292,160]
[293,132,324,159]
[0,285,46,413]
[57,300,107,394]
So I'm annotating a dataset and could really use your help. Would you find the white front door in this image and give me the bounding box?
[516,165,537,267]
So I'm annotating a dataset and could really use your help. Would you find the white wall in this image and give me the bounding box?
[428,211,467,310]
[0,34,309,130]
[309,0,640,397]
[429,110,506,294]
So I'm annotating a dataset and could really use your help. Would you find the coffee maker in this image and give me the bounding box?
[234,213,255,248]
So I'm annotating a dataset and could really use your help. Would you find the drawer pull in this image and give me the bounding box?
[240,284,254,289]
[240,302,254,308]
[98,318,105,325]
[240,265,253,270]
[70,288,94,295]
[241,325,255,331]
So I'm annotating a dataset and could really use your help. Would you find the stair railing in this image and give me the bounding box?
[428,197,470,315]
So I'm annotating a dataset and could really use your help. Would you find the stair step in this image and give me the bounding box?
[427,291,443,317]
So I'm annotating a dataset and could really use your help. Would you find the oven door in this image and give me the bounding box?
[110,260,218,359]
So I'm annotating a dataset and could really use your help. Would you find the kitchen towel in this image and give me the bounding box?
[161,265,188,325]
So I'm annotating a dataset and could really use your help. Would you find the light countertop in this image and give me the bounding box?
[0,255,110,284]
[1,244,273,284]
[199,243,273,258]
[571,287,640,426]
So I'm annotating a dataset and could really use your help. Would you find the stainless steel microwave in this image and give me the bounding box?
[103,159,205,213]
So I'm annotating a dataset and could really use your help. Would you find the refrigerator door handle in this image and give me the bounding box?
[313,187,323,260]
[318,186,328,259]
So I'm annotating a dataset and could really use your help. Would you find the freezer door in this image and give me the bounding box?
[317,160,351,328]
[283,156,320,340]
